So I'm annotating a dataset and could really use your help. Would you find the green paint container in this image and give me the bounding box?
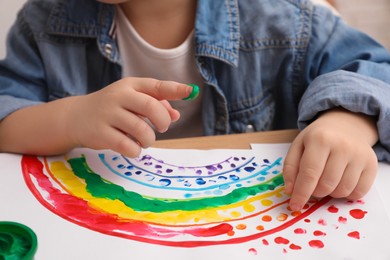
[0,221,38,260]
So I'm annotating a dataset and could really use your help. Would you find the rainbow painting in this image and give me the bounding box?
[20,146,390,256]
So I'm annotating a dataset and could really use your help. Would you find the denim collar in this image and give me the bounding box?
[45,0,240,66]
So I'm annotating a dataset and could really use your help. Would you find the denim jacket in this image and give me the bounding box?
[1,0,390,161]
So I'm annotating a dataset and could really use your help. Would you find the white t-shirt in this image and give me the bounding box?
[115,7,204,140]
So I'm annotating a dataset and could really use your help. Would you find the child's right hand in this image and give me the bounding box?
[66,77,193,157]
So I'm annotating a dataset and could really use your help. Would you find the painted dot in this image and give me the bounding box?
[347,231,360,239]
[166,169,173,173]
[276,213,288,221]
[309,240,324,249]
[248,248,257,255]
[262,215,272,222]
[244,166,256,172]
[289,244,302,250]
[294,228,307,234]
[229,175,239,181]
[274,236,289,245]
[349,209,367,219]
[213,190,223,195]
[124,172,132,176]
[219,184,230,190]
[236,224,247,230]
[159,179,171,186]
[126,165,134,170]
[318,219,327,226]
[291,211,301,217]
[338,216,347,224]
[135,171,142,175]
[262,239,269,246]
[243,204,255,213]
[231,211,241,218]
[117,164,125,169]
[256,225,264,231]
[313,230,326,236]
[206,165,217,171]
[304,219,311,223]
[196,178,206,185]
[227,230,235,236]
[328,205,339,213]
[261,199,273,206]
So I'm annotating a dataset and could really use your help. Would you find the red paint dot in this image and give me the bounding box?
[289,243,302,250]
[309,240,324,248]
[318,219,327,226]
[248,248,258,255]
[294,228,307,234]
[274,236,290,245]
[327,205,339,213]
[350,209,367,219]
[338,216,347,224]
[313,230,326,236]
[304,219,311,223]
[348,231,360,240]
[262,239,269,246]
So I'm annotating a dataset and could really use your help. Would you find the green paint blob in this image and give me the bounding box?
[68,156,284,213]
[183,84,200,100]
[0,222,37,260]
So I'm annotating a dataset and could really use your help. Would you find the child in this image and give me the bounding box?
[1,0,390,212]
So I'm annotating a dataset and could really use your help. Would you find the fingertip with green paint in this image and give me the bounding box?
[183,84,200,100]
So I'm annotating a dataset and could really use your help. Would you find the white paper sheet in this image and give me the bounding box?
[1,145,390,260]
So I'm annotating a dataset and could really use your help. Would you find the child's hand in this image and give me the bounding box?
[283,108,378,211]
[66,77,193,158]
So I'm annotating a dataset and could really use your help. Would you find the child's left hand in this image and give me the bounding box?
[283,108,379,211]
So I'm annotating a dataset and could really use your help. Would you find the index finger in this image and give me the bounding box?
[289,143,330,211]
[130,78,196,101]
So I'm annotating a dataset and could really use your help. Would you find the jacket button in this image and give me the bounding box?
[104,43,113,57]
[245,124,255,133]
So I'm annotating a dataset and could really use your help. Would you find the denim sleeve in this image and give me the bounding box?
[0,11,46,120]
[298,6,390,162]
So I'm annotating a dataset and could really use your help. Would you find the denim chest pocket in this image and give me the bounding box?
[228,92,275,134]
